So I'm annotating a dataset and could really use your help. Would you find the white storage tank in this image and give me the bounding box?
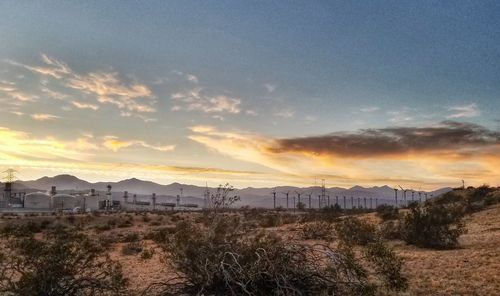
[24,192,51,209]
[51,194,77,210]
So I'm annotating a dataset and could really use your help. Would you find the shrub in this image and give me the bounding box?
[335,216,378,246]
[0,226,127,295]
[484,192,500,206]
[364,241,408,292]
[117,219,133,228]
[301,221,335,241]
[144,226,176,245]
[141,248,154,260]
[121,232,140,243]
[376,205,399,221]
[94,224,112,232]
[121,241,143,256]
[258,213,281,228]
[379,220,402,240]
[400,203,466,249]
[149,218,407,295]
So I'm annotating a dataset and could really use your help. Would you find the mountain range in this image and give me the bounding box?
[2,174,452,208]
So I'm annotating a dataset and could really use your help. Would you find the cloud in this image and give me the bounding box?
[186,74,198,83]
[171,87,241,114]
[360,106,380,113]
[387,109,412,123]
[31,113,60,121]
[41,87,68,100]
[0,81,37,102]
[0,127,97,161]
[270,121,500,158]
[0,126,174,167]
[6,54,156,116]
[447,103,480,119]
[263,83,276,93]
[71,101,99,110]
[102,136,175,152]
[274,109,295,118]
[188,122,500,188]
[5,54,71,79]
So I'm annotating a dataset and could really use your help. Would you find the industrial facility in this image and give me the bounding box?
[1,169,199,213]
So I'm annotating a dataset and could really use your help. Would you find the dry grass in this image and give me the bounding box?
[395,204,500,295]
[0,203,498,295]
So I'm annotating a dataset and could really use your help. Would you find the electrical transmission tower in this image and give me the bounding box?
[2,169,17,183]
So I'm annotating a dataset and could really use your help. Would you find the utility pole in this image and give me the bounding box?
[152,193,156,211]
[343,196,346,209]
[394,188,398,207]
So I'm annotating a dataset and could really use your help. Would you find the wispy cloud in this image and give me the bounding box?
[0,81,37,103]
[186,74,198,83]
[41,87,68,100]
[31,113,60,121]
[360,106,380,113]
[274,109,295,118]
[5,54,71,79]
[171,87,241,114]
[102,136,175,152]
[263,83,276,93]
[246,110,258,116]
[6,54,156,116]
[447,103,480,119]
[71,101,99,110]
[387,108,412,123]
[0,126,96,161]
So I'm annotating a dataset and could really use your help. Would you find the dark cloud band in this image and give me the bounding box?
[270,121,500,157]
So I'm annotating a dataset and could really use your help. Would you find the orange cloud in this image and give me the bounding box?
[188,123,500,189]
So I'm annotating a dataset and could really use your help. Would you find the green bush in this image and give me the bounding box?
[400,203,466,249]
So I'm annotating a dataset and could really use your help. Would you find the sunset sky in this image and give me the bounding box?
[1,1,499,189]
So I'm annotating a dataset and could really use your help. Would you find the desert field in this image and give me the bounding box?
[0,188,499,295]
[0,205,500,295]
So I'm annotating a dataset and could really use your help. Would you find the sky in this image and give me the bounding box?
[0,1,499,189]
